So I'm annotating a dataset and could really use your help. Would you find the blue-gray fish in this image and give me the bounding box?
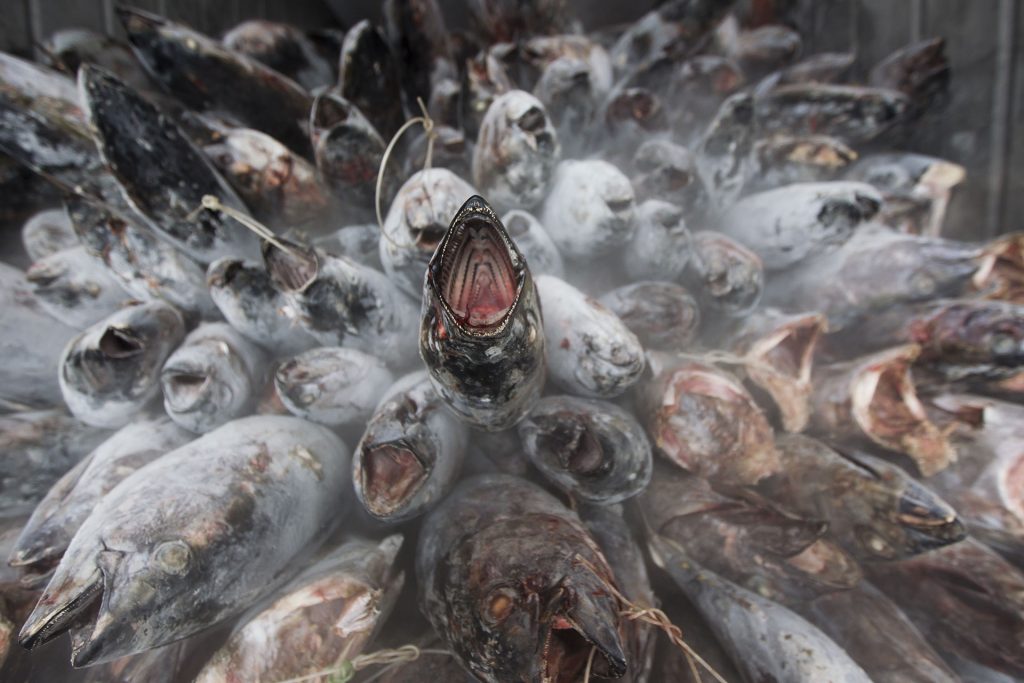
[274,347,394,427]
[599,281,701,353]
[26,246,133,329]
[21,208,78,262]
[623,199,691,282]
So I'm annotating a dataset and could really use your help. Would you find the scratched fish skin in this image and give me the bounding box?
[649,535,873,683]
[206,258,317,356]
[640,461,861,604]
[719,308,825,433]
[541,159,636,261]
[473,90,560,211]
[747,134,859,192]
[161,323,269,434]
[195,535,404,683]
[118,7,314,158]
[623,200,691,282]
[417,474,628,683]
[800,581,959,683]
[420,196,545,430]
[338,20,404,140]
[717,182,881,271]
[381,168,478,297]
[683,230,764,317]
[869,37,949,121]
[68,197,218,321]
[10,416,192,573]
[809,345,955,476]
[79,65,258,266]
[262,240,419,367]
[537,275,645,399]
[21,209,78,262]
[0,262,79,410]
[26,246,132,329]
[354,371,468,522]
[599,281,700,353]
[519,395,652,504]
[762,434,965,561]
[755,84,910,144]
[866,538,1024,678]
[222,20,335,92]
[695,91,755,212]
[0,411,111,518]
[59,300,186,429]
[274,347,394,428]
[640,355,780,486]
[502,210,564,278]
[19,415,351,667]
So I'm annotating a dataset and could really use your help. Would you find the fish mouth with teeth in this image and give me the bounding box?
[19,566,105,664]
[538,593,628,683]
[360,440,428,518]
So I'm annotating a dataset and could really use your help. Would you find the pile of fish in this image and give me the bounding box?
[1,1,1023,682]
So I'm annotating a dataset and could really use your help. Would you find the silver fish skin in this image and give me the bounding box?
[59,300,187,429]
[502,209,564,278]
[599,281,701,352]
[206,258,317,357]
[696,91,755,212]
[540,159,636,261]
[79,64,258,266]
[19,415,351,667]
[313,223,384,270]
[623,199,691,282]
[649,534,873,683]
[684,230,764,317]
[420,196,545,430]
[0,262,79,409]
[473,90,560,211]
[161,323,268,434]
[537,274,645,399]
[717,181,882,271]
[381,168,478,297]
[519,395,652,504]
[26,246,133,329]
[275,347,394,427]
[68,197,219,322]
[354,371,468,523]
[21,208,79,262]
[0,411,111,517]
[222,20,335,92]
[195,535,404,683]
[10,416,192,572]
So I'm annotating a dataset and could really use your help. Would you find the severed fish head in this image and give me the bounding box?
[913,300,1024,379]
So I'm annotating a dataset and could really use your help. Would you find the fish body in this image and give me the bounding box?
[748,134,858,191]
[502,210,564,278]
[223,20,335,91]
[599,281,700,353]
[310,90,387,215]
[275,346,394,427]
[339,20,404,139]
[755,84,909,144]
[623,199,691,282]
[683,230,764,317]
[26,246,132,329]
[696,91,755,210]
[21,208,78,262]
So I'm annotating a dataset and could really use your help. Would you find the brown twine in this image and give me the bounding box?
[573,555,729,683]
[275,644,451,683]
[189,194,301,258]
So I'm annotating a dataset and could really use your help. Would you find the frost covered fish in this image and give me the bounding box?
[59,300,186,428]
[747,134,858,191]
[623,199,691,282]
[417,474,629,683]
[222,20,335,92]
[420,195,545,430]
[19,415,351,667]
[519,395,652,504]
[683,231,764,317]
[649,534,873,683]
[274,347,394,428]
[502,210,564,278]
[195,535,404,683]
[755,83,909,144]
[353,371,467,522]
[869,37,949,120]
[161,323,268,434]
[695,91,755,211]
[26,246,132,329]
[79,64,257,265]
[10,416,192,572]
[21,208,78,262]
[628,139,702,208]
[600,281,700,353]
[537,274,645,399]
[313,223,384,270]
[0,410,111,517]
[717,181,881,271]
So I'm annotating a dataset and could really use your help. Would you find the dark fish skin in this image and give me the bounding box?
[42,28,156,98]
[0,51,85,125]
[870,37,949,120]
[683,231,764,317]
[417,474,628,683]
[867,538,1024,679]
[640,460,862,604]
[722,24,802,80]
[338,20,405,140]
[19,415,351,667]
[801,581,959,683]
[222,20,335,92]
[467,0,574,43]
[79,65,257,265]
[518,395,652,504]
[755,84,910,144]
[384,0,454,110]
[0,410,112,517]
[420,195,545,430]
[118,7,314,158]
[696,91,755,210]
[599,281,700,353]
[760,434,965,561]
[462,49,513,142]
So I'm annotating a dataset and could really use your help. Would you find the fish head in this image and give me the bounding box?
[261,238,319,294]
[160,340,243,426]
[933,301,1024,367]
[448,516,626,682]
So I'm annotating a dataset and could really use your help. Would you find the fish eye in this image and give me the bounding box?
[154,540,192,575]
[854,526,895,559]
[909,271,936,297]
[482,587,517,625]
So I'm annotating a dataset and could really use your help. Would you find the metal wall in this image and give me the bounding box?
[0,0,1020,238]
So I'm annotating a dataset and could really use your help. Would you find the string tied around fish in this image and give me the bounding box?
[274,644,451,683]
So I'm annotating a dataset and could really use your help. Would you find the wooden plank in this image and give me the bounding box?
[809,0,857,55]
[0,0,33,56]
[1001,0,1023,236]
[30,0,108,40]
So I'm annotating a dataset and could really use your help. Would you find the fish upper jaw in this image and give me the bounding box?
[538,583,627,682]
[19,565,103,653]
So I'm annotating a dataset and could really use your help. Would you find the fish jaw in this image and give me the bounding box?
[19,562,104,654]
[896,479,967,553]
[357,440,429,520]
[539,585,627,683]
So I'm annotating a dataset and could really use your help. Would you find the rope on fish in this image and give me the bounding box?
[191,194,301,258]
[374,96,437,249]
[582,646,597,683]
[274,644,451,683]
[573,554,729,683]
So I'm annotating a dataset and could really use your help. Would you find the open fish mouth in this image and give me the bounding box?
[19,568,104,657]
[745,314,826,432]
[161,368,214,413]
[360,441,428,518]
[540,611,626,683]
[535,417,611,478]
[851,346,954,476]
